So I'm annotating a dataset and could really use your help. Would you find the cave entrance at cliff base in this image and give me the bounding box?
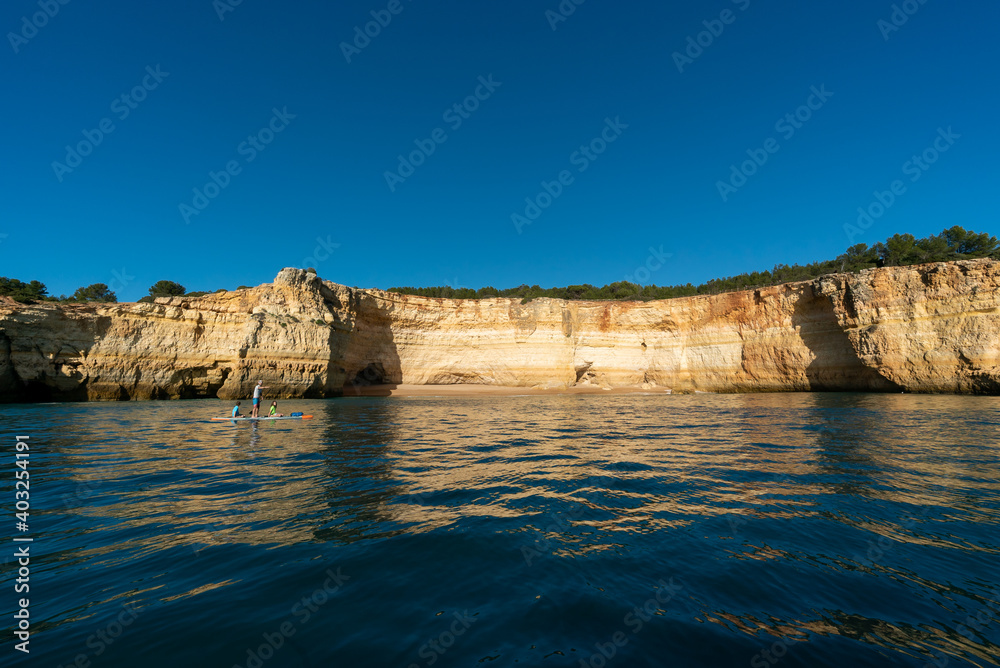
[350,363,387,387]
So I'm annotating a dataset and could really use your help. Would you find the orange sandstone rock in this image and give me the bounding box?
[2,260,999,401]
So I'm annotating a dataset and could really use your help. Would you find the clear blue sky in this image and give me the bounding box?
[2,0,998,301]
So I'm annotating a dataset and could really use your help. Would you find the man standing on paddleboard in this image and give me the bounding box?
[251,380,269,418]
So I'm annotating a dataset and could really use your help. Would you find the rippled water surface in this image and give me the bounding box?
[2,393,1000,667]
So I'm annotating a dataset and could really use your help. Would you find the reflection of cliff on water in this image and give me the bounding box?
[309,401,404,544]
[720,393,997,504]
[22,392,1000,667]
[38,394,1000,562]
[363,393,999,531]
[373,395,834,542]
[703,585,1000,665]
[42,402,345,556]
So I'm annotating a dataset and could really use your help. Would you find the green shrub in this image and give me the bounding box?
[148,280,185,298]
[71,283,117,303]
[0,277,48,303]
[388,227,1000,302]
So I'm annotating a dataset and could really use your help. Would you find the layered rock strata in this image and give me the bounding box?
[2,260,998,402]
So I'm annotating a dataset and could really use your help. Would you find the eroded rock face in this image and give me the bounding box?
[0,269,353,402]
[2,261,999,401]
[816,260,1000,393]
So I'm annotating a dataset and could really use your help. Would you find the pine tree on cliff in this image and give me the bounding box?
[388,227,1000,302]
[0,278,48,303]
[70,284,117,303]
[148,281,186,298]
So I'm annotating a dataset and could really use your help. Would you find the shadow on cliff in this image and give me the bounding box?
[0,309,105,402]
[316,287,402,398]
[791,286,902,392]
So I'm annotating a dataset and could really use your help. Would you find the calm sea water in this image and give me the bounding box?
[2,394,999,668]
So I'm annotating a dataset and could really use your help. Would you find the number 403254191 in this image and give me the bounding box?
[15,445,29,521]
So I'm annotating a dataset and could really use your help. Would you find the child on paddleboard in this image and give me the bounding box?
[232,401,243,418]
[269,401,283,418]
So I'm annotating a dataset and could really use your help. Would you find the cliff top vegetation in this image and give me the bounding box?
[3,228,998,306]
[388,227,1000,302]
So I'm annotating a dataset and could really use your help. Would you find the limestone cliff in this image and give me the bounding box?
[2,260,999,401]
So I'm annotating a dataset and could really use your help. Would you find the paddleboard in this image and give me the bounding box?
[211,415,313,421]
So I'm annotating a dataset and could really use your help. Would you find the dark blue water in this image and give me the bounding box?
[2,394,999,667]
